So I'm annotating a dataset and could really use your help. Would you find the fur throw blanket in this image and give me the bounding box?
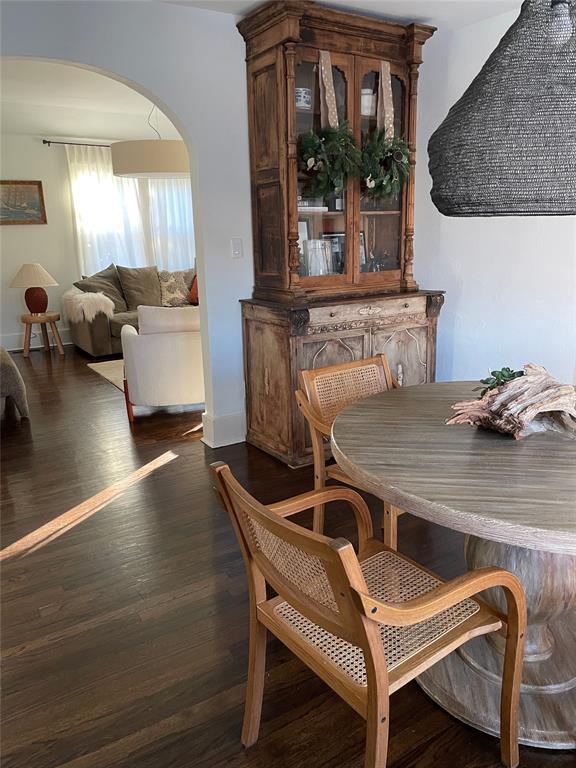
[62,288,115,324]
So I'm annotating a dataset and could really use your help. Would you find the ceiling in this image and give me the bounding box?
[0,60,181,141]
[173,0,520,30]
[1,2,520,138]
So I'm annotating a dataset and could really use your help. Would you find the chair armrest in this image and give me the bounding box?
[269,486,374,551]
[121,325,139,339]
[352,567,526,628]
[295,389,331,437]
[121,326,139,372]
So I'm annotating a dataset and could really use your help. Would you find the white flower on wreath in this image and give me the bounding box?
[307,157,316,170]
[366,175,376,189]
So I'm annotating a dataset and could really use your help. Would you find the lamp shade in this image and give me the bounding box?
[10,263,58,288]
[111,139,190,178]
[428,0,576,216]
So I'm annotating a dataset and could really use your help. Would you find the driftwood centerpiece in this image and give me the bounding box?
[447,364,576,439]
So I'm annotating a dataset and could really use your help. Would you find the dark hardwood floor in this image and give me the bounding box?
[1,347,570,768]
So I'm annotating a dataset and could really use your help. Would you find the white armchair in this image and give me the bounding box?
[121,305,204,422]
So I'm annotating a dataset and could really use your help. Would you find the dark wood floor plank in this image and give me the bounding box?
[1,348,571,767]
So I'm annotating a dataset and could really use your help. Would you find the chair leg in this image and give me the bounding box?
[23,324,32,358]
[241,617,267,748]
[49,322,65,355]
[311,428,326,534]
[365,694,389,768]
[41,323,50,351]
[382,503,401,550]
[123,379,134,422]
[313,483,325,534]
[499,590,526,768]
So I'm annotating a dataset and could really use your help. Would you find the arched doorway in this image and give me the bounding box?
[1,1,255,447]
[1,54,221,437]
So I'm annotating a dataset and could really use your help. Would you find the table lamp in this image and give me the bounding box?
[10,263,59,314]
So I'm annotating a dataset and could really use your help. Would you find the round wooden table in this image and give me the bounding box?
[332,382,576,750]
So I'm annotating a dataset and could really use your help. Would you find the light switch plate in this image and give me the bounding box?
[231,237,243,259]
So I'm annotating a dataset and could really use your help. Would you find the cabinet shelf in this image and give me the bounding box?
[360,210,401,216]
[298,210,345,217]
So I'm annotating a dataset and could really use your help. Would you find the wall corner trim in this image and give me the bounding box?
[202,410,246,448]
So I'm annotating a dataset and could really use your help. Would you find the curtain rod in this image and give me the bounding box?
[43,139,111,148]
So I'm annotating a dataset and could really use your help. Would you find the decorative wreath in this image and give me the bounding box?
[361,130,410,200]
[298,122,361,198]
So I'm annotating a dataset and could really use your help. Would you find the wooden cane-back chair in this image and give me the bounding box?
[212,462,526,768]
[296,354,404,547]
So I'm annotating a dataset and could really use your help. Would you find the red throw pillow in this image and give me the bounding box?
[189,274,199,305]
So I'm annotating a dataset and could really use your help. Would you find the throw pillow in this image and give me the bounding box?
[116,265,162,310]
[158,268,195,307]
[189,274,199,305]
[74,264,127,313]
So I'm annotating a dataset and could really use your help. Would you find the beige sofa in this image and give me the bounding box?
[63,263,196,357]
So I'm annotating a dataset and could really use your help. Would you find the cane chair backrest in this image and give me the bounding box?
[299,355,395,428]
[212,463,369,644]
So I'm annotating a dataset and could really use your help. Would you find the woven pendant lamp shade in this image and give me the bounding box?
[428,0,576,216]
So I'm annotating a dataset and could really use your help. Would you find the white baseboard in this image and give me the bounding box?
[1,327,72,351]
[202,410,246,448]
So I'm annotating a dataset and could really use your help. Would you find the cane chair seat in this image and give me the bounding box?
[274,550,481,686]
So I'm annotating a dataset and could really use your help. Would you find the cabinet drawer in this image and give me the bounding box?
[308,296,426,326]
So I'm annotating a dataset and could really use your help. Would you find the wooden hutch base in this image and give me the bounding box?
[243,290,444,467]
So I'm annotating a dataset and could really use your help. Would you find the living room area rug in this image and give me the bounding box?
[87,359,124,392]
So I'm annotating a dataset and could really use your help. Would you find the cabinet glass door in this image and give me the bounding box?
[295,51,353,282]
[356,61,405,280]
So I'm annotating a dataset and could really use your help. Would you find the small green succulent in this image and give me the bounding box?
[475,367,524,398]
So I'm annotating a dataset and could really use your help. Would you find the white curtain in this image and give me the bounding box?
[146,179,196,271]
[66,144,195,276]
[66,145,147,275]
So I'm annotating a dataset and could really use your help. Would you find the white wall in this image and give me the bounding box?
[1,0,254,447]
[415,13,576,384]
[1,134,76,349]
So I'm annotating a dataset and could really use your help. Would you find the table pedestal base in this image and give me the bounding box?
[418,536,576,749]
[418,619,576,749]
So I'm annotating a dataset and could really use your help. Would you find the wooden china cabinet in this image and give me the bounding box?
[238,0,444,466]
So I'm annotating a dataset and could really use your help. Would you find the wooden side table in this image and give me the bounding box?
[21,312,64,357]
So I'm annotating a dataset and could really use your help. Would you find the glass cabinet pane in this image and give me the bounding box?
[359,72,404,273]
[296,59,348,278]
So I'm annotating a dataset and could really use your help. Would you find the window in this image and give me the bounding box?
[66,144,195,276]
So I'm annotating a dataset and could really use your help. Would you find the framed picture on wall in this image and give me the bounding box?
[0,180,47,225]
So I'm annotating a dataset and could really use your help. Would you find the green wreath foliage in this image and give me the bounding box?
[361,130,410,200]
[298,122,361,198]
